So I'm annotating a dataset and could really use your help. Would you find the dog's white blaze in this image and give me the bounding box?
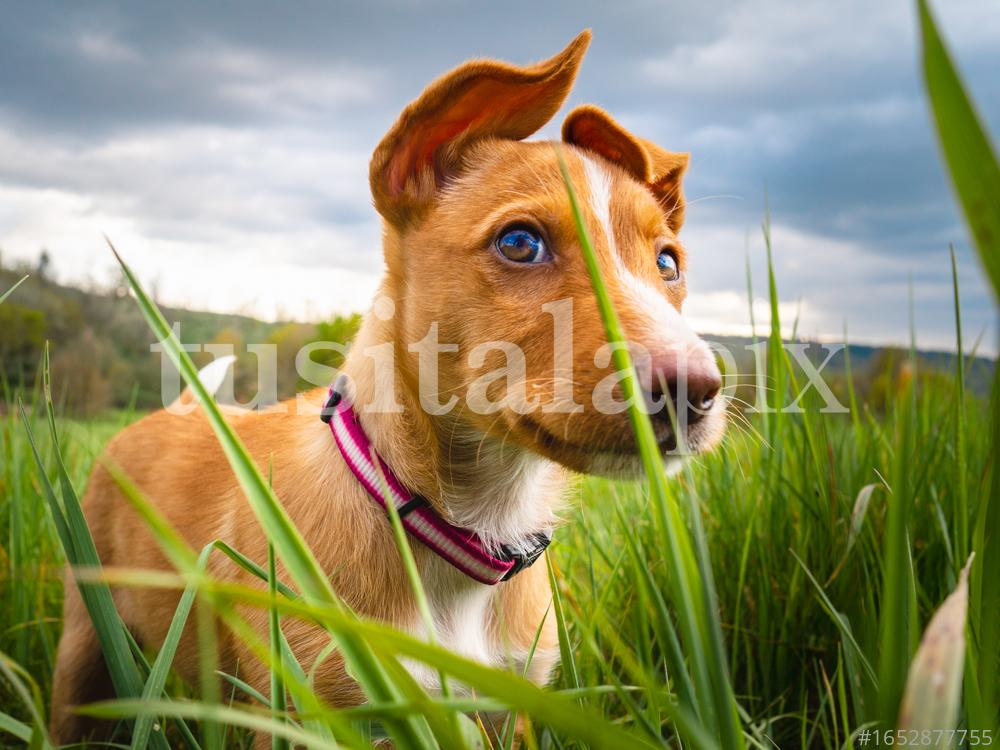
[579,155,703,349]
[581,154,615,254]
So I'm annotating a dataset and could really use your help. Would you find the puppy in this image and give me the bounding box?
[50,30,724,745]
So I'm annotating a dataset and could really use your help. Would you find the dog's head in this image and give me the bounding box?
[369,31,724,477]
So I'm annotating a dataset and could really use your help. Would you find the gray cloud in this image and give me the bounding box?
[0,0,996,350]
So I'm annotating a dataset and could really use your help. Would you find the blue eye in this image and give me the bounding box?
[495,226,549,264]
[657,247,680,281]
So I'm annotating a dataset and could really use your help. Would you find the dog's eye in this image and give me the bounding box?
[657,247,680,282]
[495,226,549,264]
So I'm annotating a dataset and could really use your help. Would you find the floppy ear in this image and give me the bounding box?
[562,104,690,232]
[370,31,591,226]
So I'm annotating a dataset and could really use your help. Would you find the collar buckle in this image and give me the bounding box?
[499,531,552,581]
[319,389,342,424]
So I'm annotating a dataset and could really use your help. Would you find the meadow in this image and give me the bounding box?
[1,3,998,748]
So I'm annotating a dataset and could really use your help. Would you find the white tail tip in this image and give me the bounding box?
[169,355,236,409]
[198,355,236,397]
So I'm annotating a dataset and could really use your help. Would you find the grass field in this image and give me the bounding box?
[1,2,998,748]
[0,296,995,750]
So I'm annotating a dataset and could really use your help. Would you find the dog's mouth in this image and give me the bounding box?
[514,410,715,462]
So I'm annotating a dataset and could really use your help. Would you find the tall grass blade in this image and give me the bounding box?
[101,459,360,747]
[762,202,786,444]
[128,543,214,750]
[556,147,744,748]
[949,247,969,564]
[18,355,172,750]
[375,458,459,749]
[793,552,878,690]
[268,543,290,750]
[615,506,697,713]
[878,386,916,727]
[107,238,430,748]
[546,555,579,693]
[917,0,1000,298]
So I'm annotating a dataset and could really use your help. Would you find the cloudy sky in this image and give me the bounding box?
[1,1,998,352]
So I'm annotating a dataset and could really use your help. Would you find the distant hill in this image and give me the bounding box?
[703,334,995,402]
[0,261,359,413]
[1,260,993,414]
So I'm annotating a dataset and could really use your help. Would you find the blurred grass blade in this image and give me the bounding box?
[17,399,73,555]
[0,274,28,305]
[218,671,269,706]
[84,699,341,749]
[897,556,972,733]
[501,605,551,750]
[918,0,1000,299]
[917,0,1000,727]
[879,365,917,725]
[615,504,697,713]
[0,711,32,745]
[762,204,787,446]
[0,651,52,749]
[972,367,1000,726]
[276,632,341,744]
[316,611,658,750]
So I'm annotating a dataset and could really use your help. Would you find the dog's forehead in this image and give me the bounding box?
[456,139,665,226]
[459,139,566,189]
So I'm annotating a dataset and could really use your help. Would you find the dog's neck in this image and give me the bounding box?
[338,309,565,560]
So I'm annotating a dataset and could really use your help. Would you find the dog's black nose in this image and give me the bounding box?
[648,360,722,427]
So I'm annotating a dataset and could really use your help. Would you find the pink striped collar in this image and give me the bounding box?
[321,384,551,585]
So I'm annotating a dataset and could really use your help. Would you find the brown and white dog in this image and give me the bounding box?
[51,30,724,744]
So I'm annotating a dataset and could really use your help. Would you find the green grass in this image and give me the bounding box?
[1,0,998,747]
[1,279,995,748]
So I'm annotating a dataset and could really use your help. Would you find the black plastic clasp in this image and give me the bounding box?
[319,389,342,424]
[395,495,429,518]
[499,531,552,581]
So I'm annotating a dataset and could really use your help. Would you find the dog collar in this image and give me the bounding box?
[321,386,550,585]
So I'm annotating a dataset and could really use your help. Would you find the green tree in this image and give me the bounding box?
[0,304,45,386]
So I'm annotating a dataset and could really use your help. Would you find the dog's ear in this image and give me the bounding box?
[370,31,591,225]
[562,104,689,232]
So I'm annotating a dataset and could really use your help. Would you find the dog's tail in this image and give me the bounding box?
[169,355,236,409]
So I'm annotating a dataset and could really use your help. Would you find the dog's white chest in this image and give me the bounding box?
[437,586,495,665]
[404,581,500,692]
